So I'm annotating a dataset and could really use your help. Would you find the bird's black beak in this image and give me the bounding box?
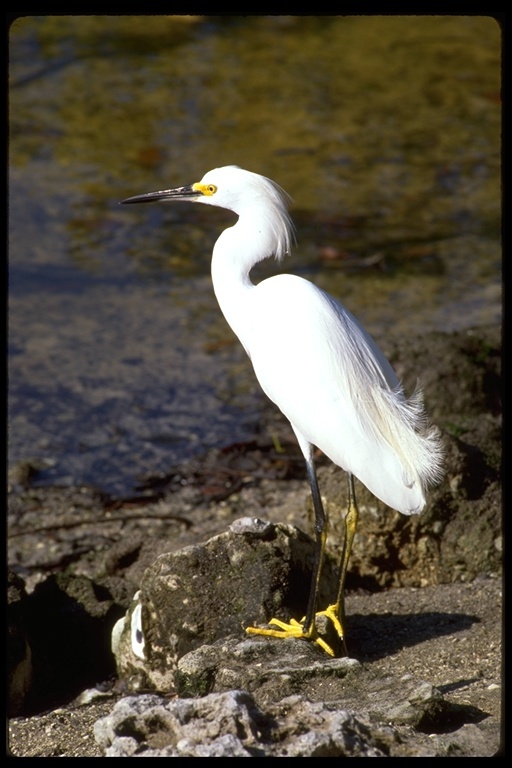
[121,184,200,205]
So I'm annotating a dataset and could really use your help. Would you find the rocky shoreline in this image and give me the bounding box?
[8,325,503,756]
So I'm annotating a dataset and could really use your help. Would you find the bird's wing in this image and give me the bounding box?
[248,274,433,513]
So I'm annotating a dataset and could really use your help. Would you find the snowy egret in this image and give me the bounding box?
[122,165,443,657]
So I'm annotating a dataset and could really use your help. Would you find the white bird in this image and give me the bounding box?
[122,165,443,657]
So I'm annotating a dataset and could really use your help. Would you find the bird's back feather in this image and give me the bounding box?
[247,275,443,514]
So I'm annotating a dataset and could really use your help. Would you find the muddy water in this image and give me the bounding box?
[8,16,501,495]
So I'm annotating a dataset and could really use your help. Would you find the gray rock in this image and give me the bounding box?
[93,689,390,757]
[112,518,340,692]
[175,635,360,699]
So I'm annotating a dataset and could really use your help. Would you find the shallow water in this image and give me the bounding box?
[8,15,501,495]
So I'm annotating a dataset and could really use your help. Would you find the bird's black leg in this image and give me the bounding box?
[302,452,328,637]
[329,473,358,654]
[245,450,356,657]
[338,473,358,641]
[246,443,336,656]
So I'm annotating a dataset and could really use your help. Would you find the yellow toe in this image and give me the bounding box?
[245,616,336,657]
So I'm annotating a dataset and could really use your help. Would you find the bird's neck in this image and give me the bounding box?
[210,213,273,349]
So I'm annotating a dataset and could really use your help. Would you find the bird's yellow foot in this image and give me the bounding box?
[246,616,337,657]
[315,604,344,640]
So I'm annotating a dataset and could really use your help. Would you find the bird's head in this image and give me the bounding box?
[121,165,295,261]
[122,165,289,214]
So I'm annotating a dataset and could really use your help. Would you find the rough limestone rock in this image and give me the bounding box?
[93,689,392,757]
[112,517,339,691]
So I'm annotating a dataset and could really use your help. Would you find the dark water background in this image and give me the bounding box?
[8,15,501,495]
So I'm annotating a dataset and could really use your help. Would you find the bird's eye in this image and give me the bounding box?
[206,184,217,195]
